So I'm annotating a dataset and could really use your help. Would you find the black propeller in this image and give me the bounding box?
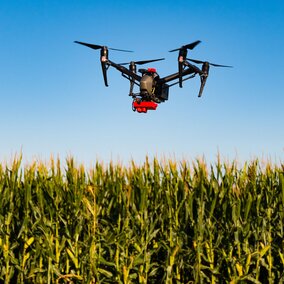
[119,58,165,66]
[169,41,201,88]
[74,41,133,87]
[187,58,233,68]
[74,41,133,52]
[169,40,201,52]
[185,59,231,98]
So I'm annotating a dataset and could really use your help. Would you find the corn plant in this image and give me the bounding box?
[0,156,283,283]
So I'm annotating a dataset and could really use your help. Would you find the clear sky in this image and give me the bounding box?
[1,0,283,166]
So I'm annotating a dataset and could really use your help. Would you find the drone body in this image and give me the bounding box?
[74,40,232,113]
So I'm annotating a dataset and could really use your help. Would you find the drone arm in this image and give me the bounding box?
[159,61,208,97]
[107,60,142,82]
[167,74,196,87]
[158,67,197,85]
[183,61,203,75]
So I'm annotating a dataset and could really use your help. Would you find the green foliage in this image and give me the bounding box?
[0,157,283,283]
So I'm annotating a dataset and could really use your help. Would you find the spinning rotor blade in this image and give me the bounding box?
[169,40,201,52]
[74,41,102,50]
[187,58,232,68]
[109,47,133,52]
[119,58,165,65]
[74,41,133,52]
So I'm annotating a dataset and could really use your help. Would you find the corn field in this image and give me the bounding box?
[0,157,283,283]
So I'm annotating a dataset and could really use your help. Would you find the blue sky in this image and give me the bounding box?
[0,0,283,165]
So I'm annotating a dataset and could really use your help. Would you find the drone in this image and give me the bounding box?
[74,40,232,113]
